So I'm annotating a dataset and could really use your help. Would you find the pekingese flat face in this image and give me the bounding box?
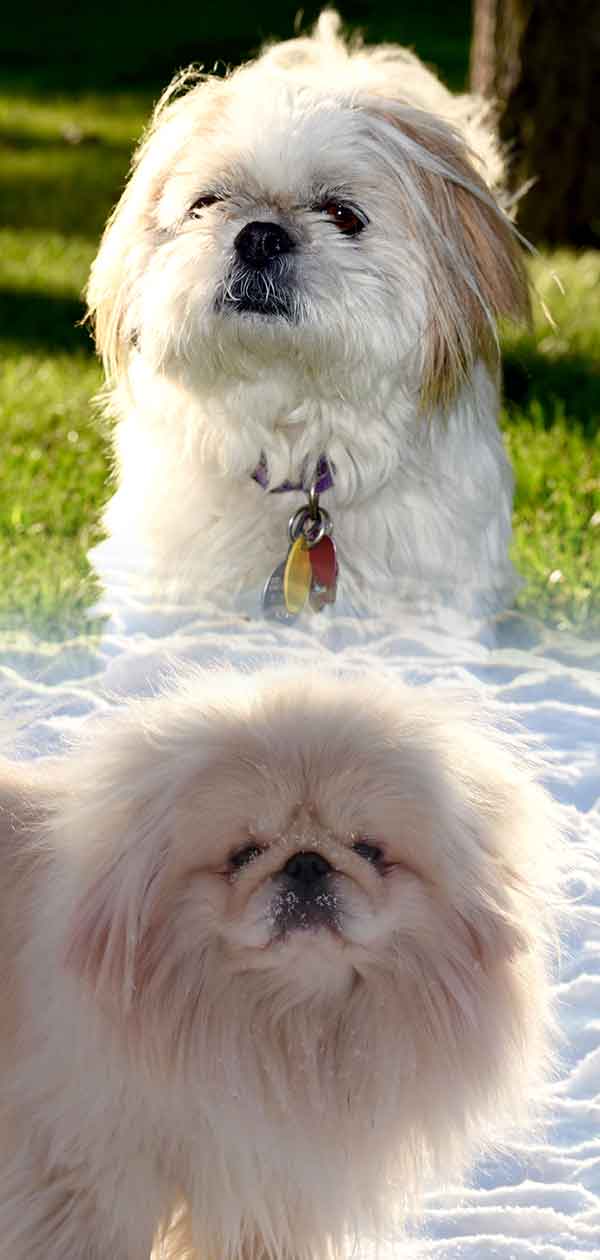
[64,670,556,1113]
[36,667,560,1257]
[165,723,440,996]
[88,17,528,414]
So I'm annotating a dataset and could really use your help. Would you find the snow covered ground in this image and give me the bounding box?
[2,598,599,1259]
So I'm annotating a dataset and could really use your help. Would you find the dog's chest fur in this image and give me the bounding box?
[102,355,515,616]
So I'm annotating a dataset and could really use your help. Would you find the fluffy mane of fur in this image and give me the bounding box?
[1,669,562,1259]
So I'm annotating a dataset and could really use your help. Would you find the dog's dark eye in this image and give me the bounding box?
[320,200,367,236]
[352,840,383,864]
[230,843,262,870]
[189,194,221,217]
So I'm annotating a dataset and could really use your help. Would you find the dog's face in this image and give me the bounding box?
[157,709,457,999]
[88,24,528,416]
[127,83,405,387]
[65,673,518,991]
[53,669,559,1248]
[61,670,554,1188]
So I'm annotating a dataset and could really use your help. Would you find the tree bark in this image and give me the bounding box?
[470,0,600,247]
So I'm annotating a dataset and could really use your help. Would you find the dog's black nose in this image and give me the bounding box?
[234,221,295,268]
[283,851,332,886]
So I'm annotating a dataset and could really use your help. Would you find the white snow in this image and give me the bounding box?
[2,591,599,1259]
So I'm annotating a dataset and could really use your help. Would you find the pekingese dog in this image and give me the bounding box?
[1,669,560,1259]
[87,12,529,619]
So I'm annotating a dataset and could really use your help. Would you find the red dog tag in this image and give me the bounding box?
[308,536,337,610]
[309,535,337,586]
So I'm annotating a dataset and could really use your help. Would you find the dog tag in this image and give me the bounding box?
[308,535,338,611]
[309,535,337,587]
[283,536,312,613]
[262,561,296,622]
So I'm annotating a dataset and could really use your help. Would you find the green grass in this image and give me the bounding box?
[0,349,106,635]
[0,88,142,637]
[1,8,598,639]
[502,252,600,635]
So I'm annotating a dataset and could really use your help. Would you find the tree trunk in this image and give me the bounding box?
[470,0,600,247]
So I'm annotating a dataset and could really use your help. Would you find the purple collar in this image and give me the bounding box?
[252,453,334,495]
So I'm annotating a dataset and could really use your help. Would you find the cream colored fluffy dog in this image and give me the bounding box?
[1,670,560,1259]
[88,12,528,617]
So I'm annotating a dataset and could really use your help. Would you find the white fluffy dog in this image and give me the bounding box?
[1,669,560,1259]
[87,12,529,618]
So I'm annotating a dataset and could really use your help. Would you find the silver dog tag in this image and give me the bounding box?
[262,561,296,623]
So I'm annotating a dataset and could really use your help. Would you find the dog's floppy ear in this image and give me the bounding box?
[64,797,170,1012]
[0,758,42,852]
[0,759,53,975]
[362,101,530,409]
[462,889,530,971]
[62,676,234,1012]
[86,141,159,382]
[450,744,559,973]
[61,722,180,1012]
[86,70,222,383]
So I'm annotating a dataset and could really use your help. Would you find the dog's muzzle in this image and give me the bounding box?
[220,220,297,319]
[270,851,340,934]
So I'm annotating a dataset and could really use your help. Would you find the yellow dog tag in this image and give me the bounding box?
[283,536,312,613]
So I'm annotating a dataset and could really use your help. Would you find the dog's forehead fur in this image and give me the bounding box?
[160,87,391,223]
[178,708,435,844]
[128,676,487,879]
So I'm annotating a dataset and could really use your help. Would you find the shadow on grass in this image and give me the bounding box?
[503,347,600,436]
[0,289,92,353]
[0,151,131,238]
[0,127,130,153]
[2,1,471,93]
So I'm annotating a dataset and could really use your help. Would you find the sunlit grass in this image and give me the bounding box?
[507,412,599,634]
[0,352,107,636]
[501,251,600,634]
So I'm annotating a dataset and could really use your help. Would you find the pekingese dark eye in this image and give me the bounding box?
[189,194,221,217]
[352,840,383,864]
[319,200,368,236]
[230,843,262,870]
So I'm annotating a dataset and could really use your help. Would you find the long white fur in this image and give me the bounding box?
[87,12,528,617]
[1,668,562,1259]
